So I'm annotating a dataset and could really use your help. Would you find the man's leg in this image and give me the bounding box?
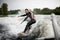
[28,19,36,30]
[23,22,31,33]
[23,19,36,33]
[23,21,33,33]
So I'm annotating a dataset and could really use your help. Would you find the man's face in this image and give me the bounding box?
[25,10,29,13]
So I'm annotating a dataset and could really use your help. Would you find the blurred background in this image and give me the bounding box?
[0,0,60,15]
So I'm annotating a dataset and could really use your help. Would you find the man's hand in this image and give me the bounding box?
[18,32,25,36]
[20,32,25,35]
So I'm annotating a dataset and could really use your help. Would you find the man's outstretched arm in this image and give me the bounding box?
[21,16,28,24]
[18,14,27,17]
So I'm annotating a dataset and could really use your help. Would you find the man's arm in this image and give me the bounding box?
[21,16,28,24]
[18,14,27,17]
[23,16,28,21]
[21,14,27,17]
[22,16,28,22]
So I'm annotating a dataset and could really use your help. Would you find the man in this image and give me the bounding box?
[17,22,41,40]
[18,9,36,33]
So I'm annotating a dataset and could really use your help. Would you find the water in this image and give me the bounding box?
[0,14,60,40]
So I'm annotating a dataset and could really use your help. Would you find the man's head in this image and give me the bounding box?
[25,9,30,13]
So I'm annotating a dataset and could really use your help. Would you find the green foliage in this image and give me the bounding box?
[53,7,60,15]
[2,3,8,16]
[40,8,52,15]
[0,8,2,15]
[33,8,41,14]
[33,7,60,15]
[8,9,20,14]
[0,3,20,16]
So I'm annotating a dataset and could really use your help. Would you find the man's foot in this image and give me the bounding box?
[18,32,25,36]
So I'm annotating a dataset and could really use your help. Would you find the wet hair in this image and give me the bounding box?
[25,9,28,10]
